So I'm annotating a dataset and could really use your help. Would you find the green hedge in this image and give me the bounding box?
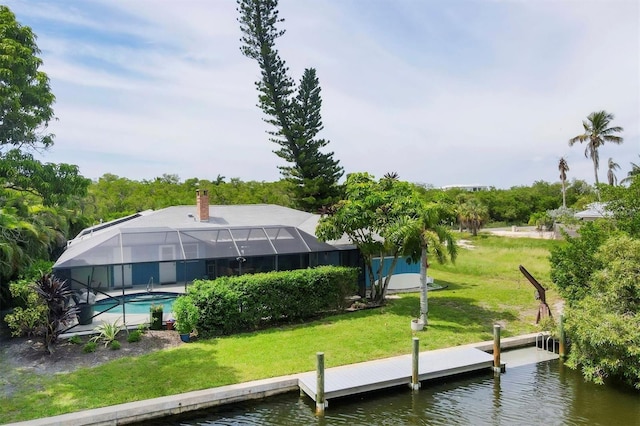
[188,266,358,337]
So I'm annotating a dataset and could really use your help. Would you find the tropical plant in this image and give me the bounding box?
[528,211,553,231]
[558,157,569,208]
[457,198,489,236]
[606,158,620,186]
[620,155,640,185]
[91,318,123,347]
[394,203,457,324]
[31,274,78,354]
[316,173,422,304]
[569,110,624,185]
[150,304,163,313]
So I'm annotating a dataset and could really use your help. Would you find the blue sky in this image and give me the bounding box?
[5,0,639,188]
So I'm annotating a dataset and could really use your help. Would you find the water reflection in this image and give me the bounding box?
[140,360,640,426]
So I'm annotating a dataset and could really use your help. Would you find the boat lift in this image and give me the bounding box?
[518,265,552,324]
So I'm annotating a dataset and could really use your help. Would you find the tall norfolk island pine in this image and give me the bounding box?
[237,0,343,212]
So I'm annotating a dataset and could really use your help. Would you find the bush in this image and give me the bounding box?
[173,295,200,335]
[109,340,121,350]
[127,330,142,343]
[549,220,617,305]
[190,266,358,337]
[4,277,47,337]
[564,236,640,389]
[83,341,97,353]
[68,335,82,345]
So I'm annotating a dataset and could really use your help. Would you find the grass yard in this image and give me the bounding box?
[0,234,562,423]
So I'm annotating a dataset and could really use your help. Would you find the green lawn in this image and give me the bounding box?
[0,234,561,423]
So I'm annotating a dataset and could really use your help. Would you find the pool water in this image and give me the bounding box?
[93,292,178,315]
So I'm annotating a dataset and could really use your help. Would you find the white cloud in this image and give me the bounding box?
[4,0,638,188]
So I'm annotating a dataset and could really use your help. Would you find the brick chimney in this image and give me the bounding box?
[196,189,209,222]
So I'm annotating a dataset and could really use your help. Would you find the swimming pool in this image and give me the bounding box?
[93,292,179,315]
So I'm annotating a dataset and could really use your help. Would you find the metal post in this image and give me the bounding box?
[316,352,325,415]
[410,337,421,390]
[493,324,503,373]
[559,314,566,359]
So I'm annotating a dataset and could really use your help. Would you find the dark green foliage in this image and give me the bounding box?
[172,295,199,335]
[549,221,616,305]
[127,330,142,343]
[0,6,90,299]
[0,150,90,206]
[564,236,640,389]
[87,174,293,222]
[0,6,55,150]
[189,266,358,337]
[601,176,640,237]
[68,335,82,345]
[82,341,97,353]
[109,340,121,350]
[190,280,243,336]
[31,274,77,354]
[237,0,343,211]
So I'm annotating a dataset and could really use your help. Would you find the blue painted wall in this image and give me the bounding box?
[132,263,158,286]
[177,260,206,282]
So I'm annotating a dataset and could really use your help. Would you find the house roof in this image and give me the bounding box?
[574,202,611,220]
[54,204,353,269]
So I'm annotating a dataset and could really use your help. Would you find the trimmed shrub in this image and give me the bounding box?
[189,266,358,337]
[127,330,142,343]
[83,341,97,353]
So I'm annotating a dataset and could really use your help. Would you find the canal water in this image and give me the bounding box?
[142,358,639,425]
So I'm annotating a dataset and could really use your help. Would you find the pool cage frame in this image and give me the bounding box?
[55,225,359,333]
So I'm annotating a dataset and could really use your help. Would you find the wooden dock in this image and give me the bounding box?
[298,346,494,403]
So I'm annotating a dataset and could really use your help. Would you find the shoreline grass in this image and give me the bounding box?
[0,234,561,423]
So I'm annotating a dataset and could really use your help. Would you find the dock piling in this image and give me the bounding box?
[492,324,503,373]
[410,337,421,390]
[316,352,326,415]
[559,315,566,359]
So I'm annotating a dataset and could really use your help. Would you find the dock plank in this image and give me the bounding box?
[299,347,494,402]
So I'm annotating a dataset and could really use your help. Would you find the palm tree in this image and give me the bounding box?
[558,157,569,208]
[395,203,457,325]
[457,198,489,236]
[620,155,640,185]
[607,158,620,186]
[569,111,624,185]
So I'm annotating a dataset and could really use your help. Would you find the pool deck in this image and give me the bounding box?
[6,333,558,426]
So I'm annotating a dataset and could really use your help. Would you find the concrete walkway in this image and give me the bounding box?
[6,333,554,426]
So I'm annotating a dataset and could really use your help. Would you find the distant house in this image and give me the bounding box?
[53,190,361,293]
[574,202,611,221]
[441,184,488,192]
